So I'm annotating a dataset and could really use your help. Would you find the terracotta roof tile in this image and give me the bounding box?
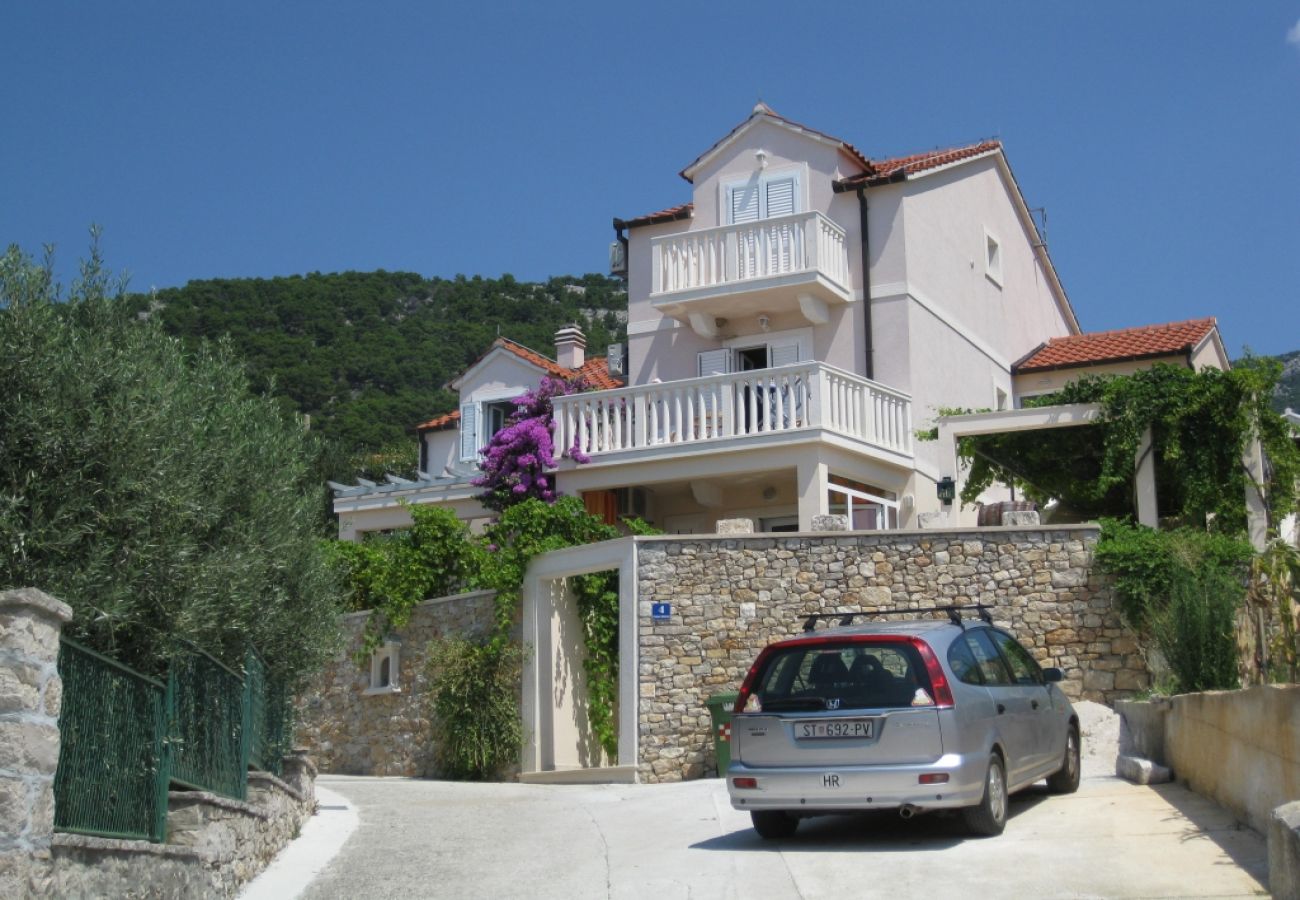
[615,203,693,230]
[838,140,1002,188]
[417,338,624,430]
[416,410,460,431]
[623,141,1003,229]
[679,104,874,183]
[1013,318,1218,374]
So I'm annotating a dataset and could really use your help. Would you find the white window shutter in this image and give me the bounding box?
[770,343,800,367]
[765,177,796,218]
[729,183,760,224]
[459,402,479,460]
[697,349,731,377]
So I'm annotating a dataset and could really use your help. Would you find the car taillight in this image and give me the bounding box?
[918,773,950,785]
[733,646,778,714]
[733,777,758,789]
[910,637,955,708]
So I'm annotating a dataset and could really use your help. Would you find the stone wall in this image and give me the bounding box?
[47,756,316,898]
[633,525,1143,782]
[0,587,318,899]
[0,588,72,899]
[296,590,496,776]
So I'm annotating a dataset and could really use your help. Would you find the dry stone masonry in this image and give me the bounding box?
[296,590,496,776]
[633,525,1145,782]
[0,588,71,898]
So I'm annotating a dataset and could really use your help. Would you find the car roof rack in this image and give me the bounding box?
[801,604,994,633]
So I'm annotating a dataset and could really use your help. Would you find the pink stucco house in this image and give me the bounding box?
[333,105,1228,539]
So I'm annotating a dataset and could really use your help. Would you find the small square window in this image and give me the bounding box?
[364,640,402,695]
[984,229,1003,287]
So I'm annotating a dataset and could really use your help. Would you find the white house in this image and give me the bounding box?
[332,329,623,540]
[333,105,1231,539]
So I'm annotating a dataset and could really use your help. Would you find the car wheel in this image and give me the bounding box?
[1046,725,1081,794]
[751,810,799,839]
[963,753,1008,837]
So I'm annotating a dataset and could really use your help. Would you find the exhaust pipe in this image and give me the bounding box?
[898,804,921,820]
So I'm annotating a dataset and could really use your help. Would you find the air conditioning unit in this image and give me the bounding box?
[606,343,625,378]
[616,486,652,520]
[608,241,628,276]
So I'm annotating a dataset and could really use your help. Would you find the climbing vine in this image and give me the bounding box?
[328,495,655,771]
[325,503,475,658]
[936,361,1300,534]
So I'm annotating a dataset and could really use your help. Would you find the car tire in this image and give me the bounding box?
[751,810,799,839]
[1046,725,1081,794]
[963,753,1008,837]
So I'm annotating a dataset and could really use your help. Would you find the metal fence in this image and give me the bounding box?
[52,639,294,842]
[52,640,170,842]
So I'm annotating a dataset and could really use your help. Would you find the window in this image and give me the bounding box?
[984,228,1003,286]
[947,637,984,685]
[460,397,520,461]
[484,400,514,441]
[365,640,401,695]
[990,630,1043,686]
[753,641,929,711]
[726,170,801,225]
[963,630,1012,686]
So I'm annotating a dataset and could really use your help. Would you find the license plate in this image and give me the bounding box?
[796,718,874,739]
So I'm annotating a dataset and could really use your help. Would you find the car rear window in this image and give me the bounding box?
[753,641,933,711]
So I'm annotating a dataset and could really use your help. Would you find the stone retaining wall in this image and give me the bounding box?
[633,525,1143,782]
[0,588,318,899]
[296,590,496,776]
[47,756,316,898]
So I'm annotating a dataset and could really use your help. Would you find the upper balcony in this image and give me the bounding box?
[650,211,853,336]
[551,362,911,466]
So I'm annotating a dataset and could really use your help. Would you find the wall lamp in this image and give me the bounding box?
[936,477,956,504]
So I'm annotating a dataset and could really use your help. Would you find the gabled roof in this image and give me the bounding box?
[1013,318,1220,374]
[679,102,873,184]
[836,140,1002,188]
[420,337,623,432]
[618,141,1002,229]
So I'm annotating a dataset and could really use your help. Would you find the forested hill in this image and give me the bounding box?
[128,271,627,455]
[1273,349,1300,414]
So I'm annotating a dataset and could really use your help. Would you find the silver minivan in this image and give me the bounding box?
[726,607,1080,838]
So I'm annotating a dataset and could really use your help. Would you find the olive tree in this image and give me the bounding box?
[0,237,345,682]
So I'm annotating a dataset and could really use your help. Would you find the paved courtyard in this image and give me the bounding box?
[296,766,1269,899]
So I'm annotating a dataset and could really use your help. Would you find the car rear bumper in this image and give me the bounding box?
[726,751,988,812]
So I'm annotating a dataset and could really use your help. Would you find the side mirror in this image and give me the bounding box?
[1042,667,1064,683]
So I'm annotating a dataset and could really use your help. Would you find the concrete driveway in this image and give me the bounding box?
[300,767,1268,899]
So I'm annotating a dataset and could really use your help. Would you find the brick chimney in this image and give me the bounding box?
[555,324,586,370]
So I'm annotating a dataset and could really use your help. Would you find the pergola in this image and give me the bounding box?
[933,403,1268,549]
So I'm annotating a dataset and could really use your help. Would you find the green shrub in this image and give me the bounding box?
[1095,518,1252,629]
[426,636,525,780]
[326,503,474,656]
[1152,564,1242,692]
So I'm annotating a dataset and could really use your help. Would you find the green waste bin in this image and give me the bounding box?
[705,692,740,776]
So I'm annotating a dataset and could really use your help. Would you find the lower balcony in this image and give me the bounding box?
[551,362,912,464]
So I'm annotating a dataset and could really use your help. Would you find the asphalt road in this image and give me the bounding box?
[299,766,1269,899]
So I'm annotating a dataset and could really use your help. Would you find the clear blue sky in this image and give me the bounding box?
[3,2,1298,355]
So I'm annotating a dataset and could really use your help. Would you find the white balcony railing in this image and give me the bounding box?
[650,211,850,297]
[551,363,911,461]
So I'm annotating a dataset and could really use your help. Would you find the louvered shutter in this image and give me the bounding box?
[765,177,795,218]
[770,343,800,367]
[459,402,479,461]
[697,349,731,377]
[729,183,760,224]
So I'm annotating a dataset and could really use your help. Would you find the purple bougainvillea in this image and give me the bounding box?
[472,375,590,512]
